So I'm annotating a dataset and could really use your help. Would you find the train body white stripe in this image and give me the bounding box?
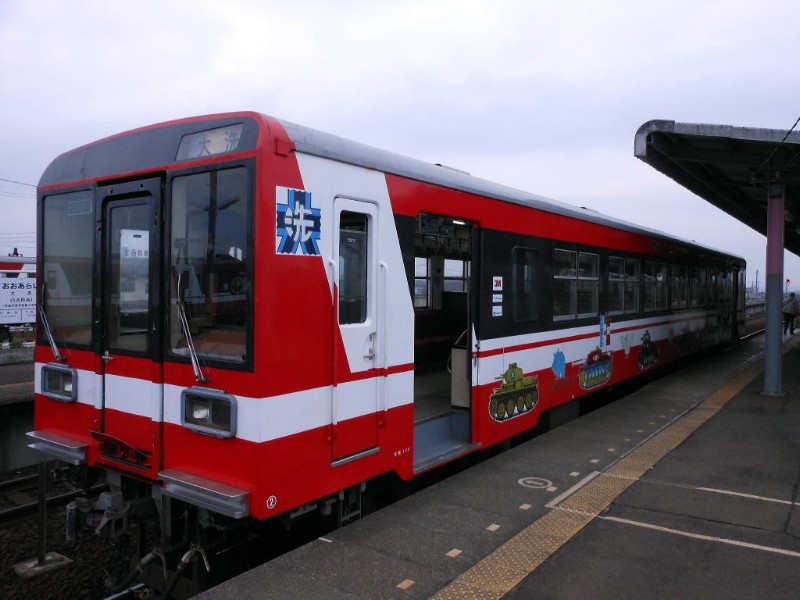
[35,359,414,443]
[105,374,163,421]
[36,308,709,441]
[35,363,102,409]
[476,312,713,385]
[163,371,414,443]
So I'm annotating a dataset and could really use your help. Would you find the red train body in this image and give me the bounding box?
[28,112,744,578]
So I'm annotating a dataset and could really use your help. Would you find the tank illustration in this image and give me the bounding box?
[675,325,698,355]
[638,330,660,370]
[578,347,613,389]
[489,363,539,422]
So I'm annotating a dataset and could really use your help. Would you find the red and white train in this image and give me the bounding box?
[29,112,744,583]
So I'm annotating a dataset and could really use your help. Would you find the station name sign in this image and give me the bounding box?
[0,279,36,324]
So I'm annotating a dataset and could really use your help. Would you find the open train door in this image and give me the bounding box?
[330,198,380,462]
[411,215,477,473]
[95,178,164,477]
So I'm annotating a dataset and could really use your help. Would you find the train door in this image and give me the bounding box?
[331,198,380,461]
[96,179,163,474]
[411,214,476,472]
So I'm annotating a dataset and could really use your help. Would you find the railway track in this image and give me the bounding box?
[0,467,104,524]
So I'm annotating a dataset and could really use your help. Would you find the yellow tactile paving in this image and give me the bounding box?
[430,338,800,599]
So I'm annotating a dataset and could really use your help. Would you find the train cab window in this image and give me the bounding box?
[553,249,598,321]
[512,247,537,321]
[644,261,668,312]
[169,167,250,364]
[41,190,94,346]
[339,211,369,324]
[107,207,151,353]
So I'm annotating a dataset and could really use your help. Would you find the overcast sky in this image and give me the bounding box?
[1,0,799,290]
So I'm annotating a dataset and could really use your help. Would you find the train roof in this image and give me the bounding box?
[0,256,35,266]
[39,111,743,263]
[276,116,743,263]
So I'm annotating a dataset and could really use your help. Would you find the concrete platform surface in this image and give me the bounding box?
[198,335,800,600]
[0,360,34,406]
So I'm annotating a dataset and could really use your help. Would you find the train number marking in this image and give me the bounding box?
[266,495,278,510]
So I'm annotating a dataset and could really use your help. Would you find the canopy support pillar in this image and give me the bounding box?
[764,181,785,395]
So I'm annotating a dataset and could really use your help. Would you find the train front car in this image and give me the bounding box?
[27,113,418,592]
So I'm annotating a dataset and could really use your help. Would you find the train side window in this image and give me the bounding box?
[577,252,599,317]
[553,249,598,320]
[691,268,707,308]
[414,257,431,309]
[624,259,640,314]
[444,258,470,293]
[512,247,537,321]
[339,211,369,324]
[608,256,625,315]
[670,264,689,310]
[553,249,576,321]
[737,269,745,311]
[708,271,718,306]
[644,261,668,312]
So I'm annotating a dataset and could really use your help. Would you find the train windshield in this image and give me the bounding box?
[169,167,250,364]
[41,190,95,346]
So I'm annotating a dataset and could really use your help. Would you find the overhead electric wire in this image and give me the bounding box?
[0,177,35,187]
[753,114,800,180]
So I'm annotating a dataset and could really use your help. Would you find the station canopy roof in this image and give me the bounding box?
[634,120,800,258]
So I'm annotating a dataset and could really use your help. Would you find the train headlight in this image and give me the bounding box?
[181,387,237,438]
[41,363,78,403]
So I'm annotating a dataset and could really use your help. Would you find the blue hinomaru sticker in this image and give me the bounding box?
[276,188,321,255]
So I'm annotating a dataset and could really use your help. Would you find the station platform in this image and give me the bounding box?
[0,360,34,407]
[198,334,800,600]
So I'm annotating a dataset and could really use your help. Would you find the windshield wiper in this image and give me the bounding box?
[38,282,65,362]
[176,270,209,383]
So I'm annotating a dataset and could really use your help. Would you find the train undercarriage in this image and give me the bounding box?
[58,465,372,599]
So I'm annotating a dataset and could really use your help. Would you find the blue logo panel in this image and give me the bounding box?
[276,188,322,256]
